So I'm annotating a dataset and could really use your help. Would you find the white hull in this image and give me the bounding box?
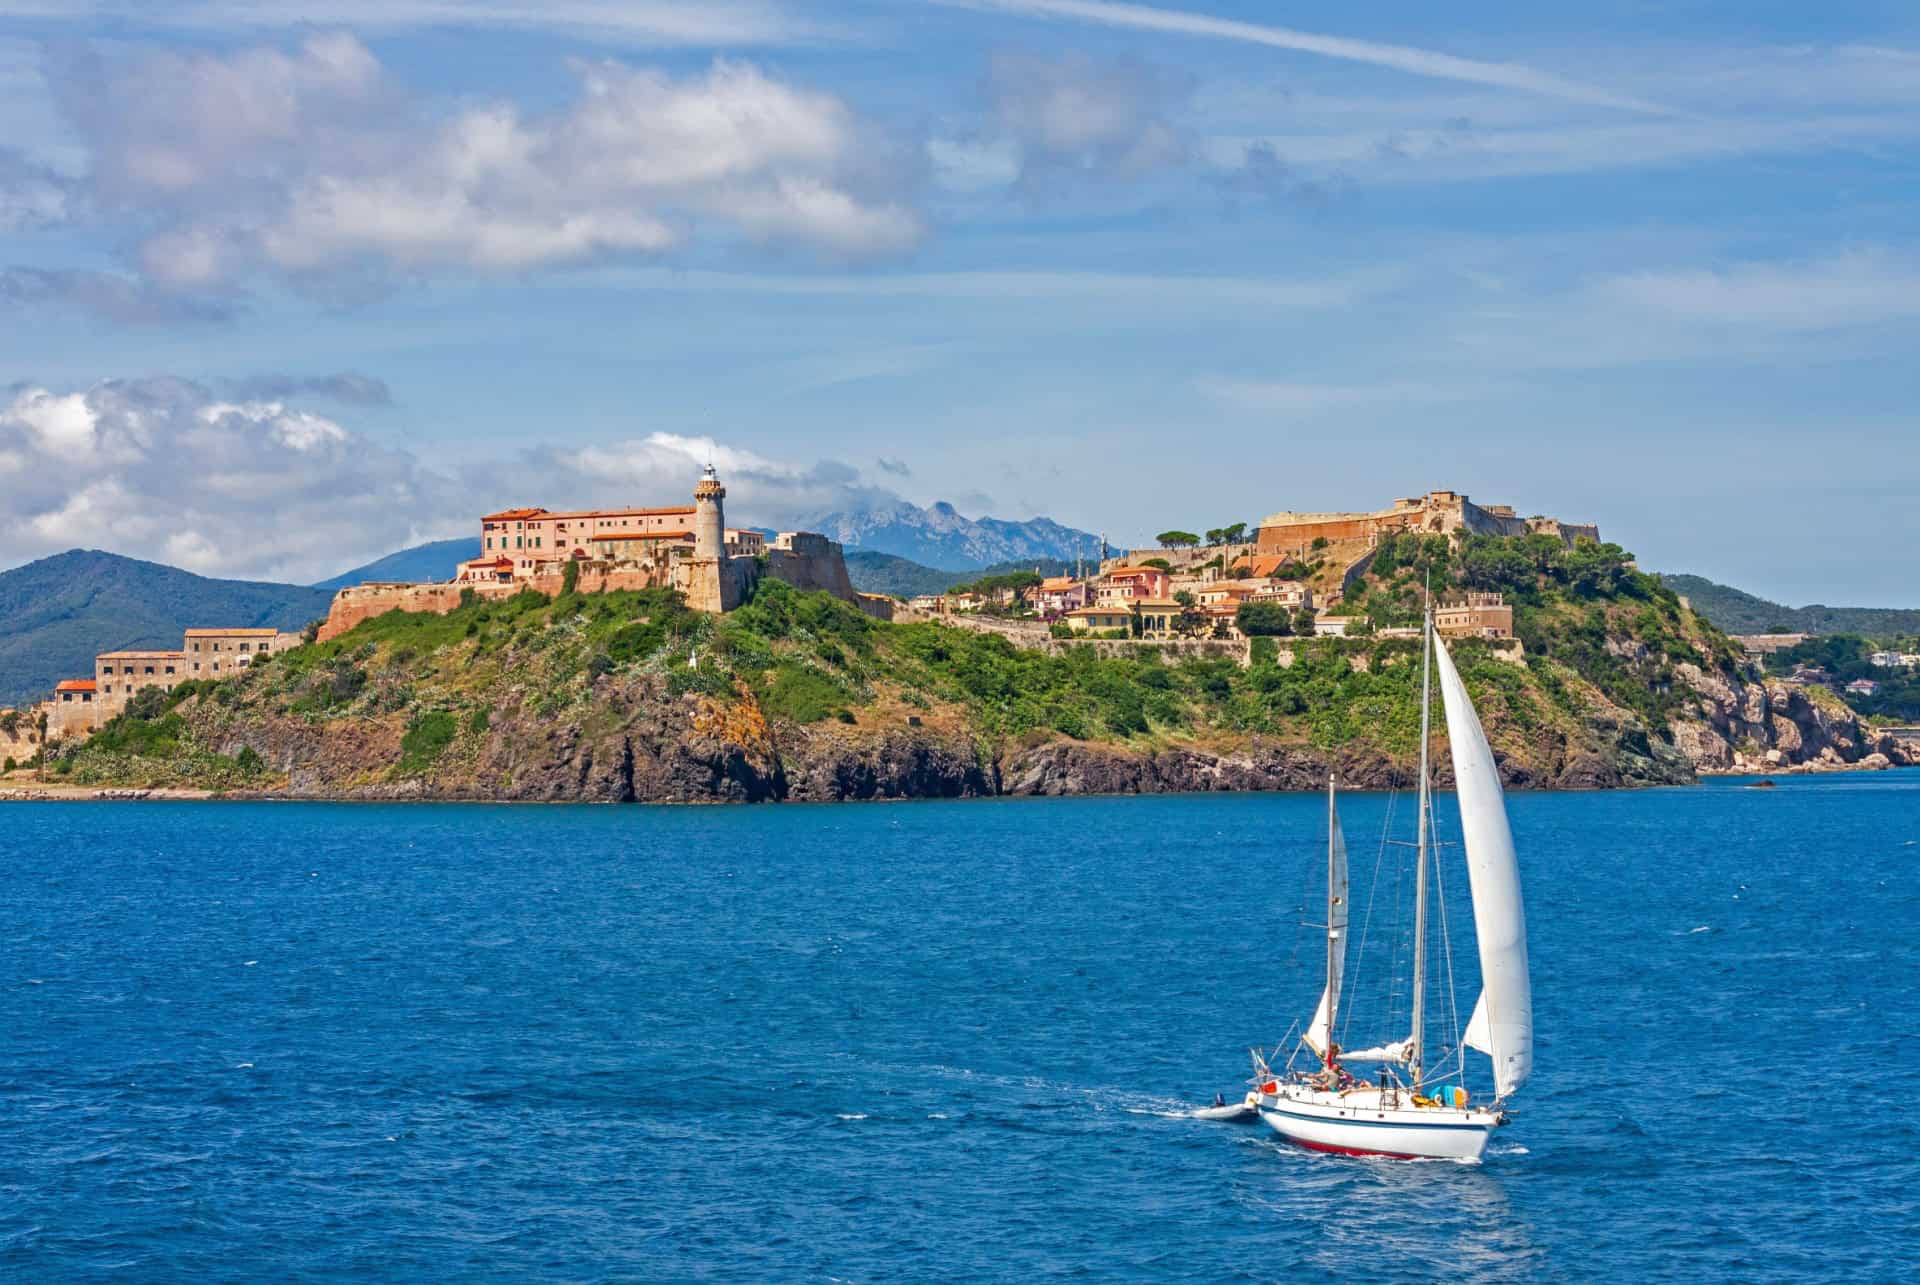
[1256,1087,1499,1161]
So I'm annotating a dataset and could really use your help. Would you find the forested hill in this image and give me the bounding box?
[1658,573,1920,637]
[0,551,333,707]
[845,552,1077,598]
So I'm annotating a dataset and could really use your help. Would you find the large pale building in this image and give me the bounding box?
[49,626,299,742]
[321,467,868,642]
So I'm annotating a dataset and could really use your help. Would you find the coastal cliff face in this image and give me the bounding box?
[1668,664,1910,775]
[50,579,1913,803]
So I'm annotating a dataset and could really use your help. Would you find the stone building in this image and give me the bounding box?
[94,649,186,715]
[48,680,99,741]
[1256,490,1599,557]
[319,467,868,642]
[1435,592,1515,639]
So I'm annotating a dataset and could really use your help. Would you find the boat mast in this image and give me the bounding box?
[1324,772,1338,1069]
[1410,596,1434,1090]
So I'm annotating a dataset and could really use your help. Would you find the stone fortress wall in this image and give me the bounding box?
[316,469,878,642]
[1256,489,1599,555]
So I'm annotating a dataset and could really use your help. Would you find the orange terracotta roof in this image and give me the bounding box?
[465,556,515,569]
[1106,566,1166,577]
[1065,606,1128,616]
[589,529,693,541]
[55,679,97,692]
[96,650,185,659]
[560,505,695,519]
[483,507,552,522]
[184,628,281,637]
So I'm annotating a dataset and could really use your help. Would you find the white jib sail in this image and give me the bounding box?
[1433,637,1534,1098]
[1302,786,1350,1060]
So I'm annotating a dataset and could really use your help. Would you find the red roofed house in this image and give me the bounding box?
[49,679,100,741]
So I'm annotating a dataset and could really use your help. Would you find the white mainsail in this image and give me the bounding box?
[1433,637,1534,1098]
[1302,780,1349,1060]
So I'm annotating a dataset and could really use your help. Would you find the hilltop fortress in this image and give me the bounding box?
[1256,489,1599,556]
[316,466,878,642]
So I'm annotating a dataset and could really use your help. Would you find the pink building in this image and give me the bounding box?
[1033,575,1092,617]
[477,504,699,577]
[1097,566,1171,604]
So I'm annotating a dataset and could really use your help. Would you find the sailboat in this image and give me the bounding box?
[1252,605,1533,1162]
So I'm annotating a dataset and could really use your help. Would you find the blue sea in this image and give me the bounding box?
[1,776,1916,1281]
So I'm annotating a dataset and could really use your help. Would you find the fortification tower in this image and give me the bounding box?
[693,463,726,559]
[679,463,738,612]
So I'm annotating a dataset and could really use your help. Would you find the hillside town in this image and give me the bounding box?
[911,488,1554,642]
[3,484,1587,756]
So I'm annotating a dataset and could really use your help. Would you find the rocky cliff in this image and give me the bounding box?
[47,577,1914,803]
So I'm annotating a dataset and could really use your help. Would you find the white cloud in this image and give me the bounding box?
[0,378,466,582]
[0,375,944,581]
[531,430,897,531]
[980,50,1189,185]
[946,0,1667,113]
[55,35,922,292]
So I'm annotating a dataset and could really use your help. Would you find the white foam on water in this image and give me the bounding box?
[835,1113,867,1121]
[243,960,257,966]
[926,1112,949,1119]
[235,1062,253,1069]
[1689,926,1711,933]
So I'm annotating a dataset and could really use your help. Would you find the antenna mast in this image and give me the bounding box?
[1410,589,1433,1090]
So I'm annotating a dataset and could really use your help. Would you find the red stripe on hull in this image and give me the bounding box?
[1285,1136,1422,1161]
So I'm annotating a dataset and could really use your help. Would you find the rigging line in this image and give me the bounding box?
[1341,770,1398,1049]
[1431,802,1464,1080]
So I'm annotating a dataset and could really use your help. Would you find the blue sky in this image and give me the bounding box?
[1,1,1916,602]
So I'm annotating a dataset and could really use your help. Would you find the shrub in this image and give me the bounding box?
[760,662,846,723]
[397,710,457,773]
[467,706,491,734]
[3,757,14,774]
[1236,600,1293,637]
[235,745,263,774]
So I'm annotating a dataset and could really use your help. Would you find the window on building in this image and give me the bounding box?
[82,693,91,702]
[192,663,201,672]
[239,642,251,652]
[61,692,71,702]
[213,663,221,672]
[144,666,155,674]
[165,666,176,675]
[103,684,112,694]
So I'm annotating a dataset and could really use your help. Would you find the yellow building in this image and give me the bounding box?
[1063,605,1133,635]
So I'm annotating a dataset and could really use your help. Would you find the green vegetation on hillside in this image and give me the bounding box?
[844,552,1077,599]
[1762,635,1920,720]
[1347,532,1742,730]
[49,536,1738,792]
[0,550,334,708]
[1657,573,1920,638]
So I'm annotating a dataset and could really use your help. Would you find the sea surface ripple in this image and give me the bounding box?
[0,775,1915,1280]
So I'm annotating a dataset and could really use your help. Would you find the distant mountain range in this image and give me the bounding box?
[844,552,1080,598]
[1659,574,1920,638]
[0,551,335,708]
[805,500,1099,571]
[313,538,478,590]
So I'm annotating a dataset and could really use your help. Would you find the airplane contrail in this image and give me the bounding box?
[946,0,1669,114]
